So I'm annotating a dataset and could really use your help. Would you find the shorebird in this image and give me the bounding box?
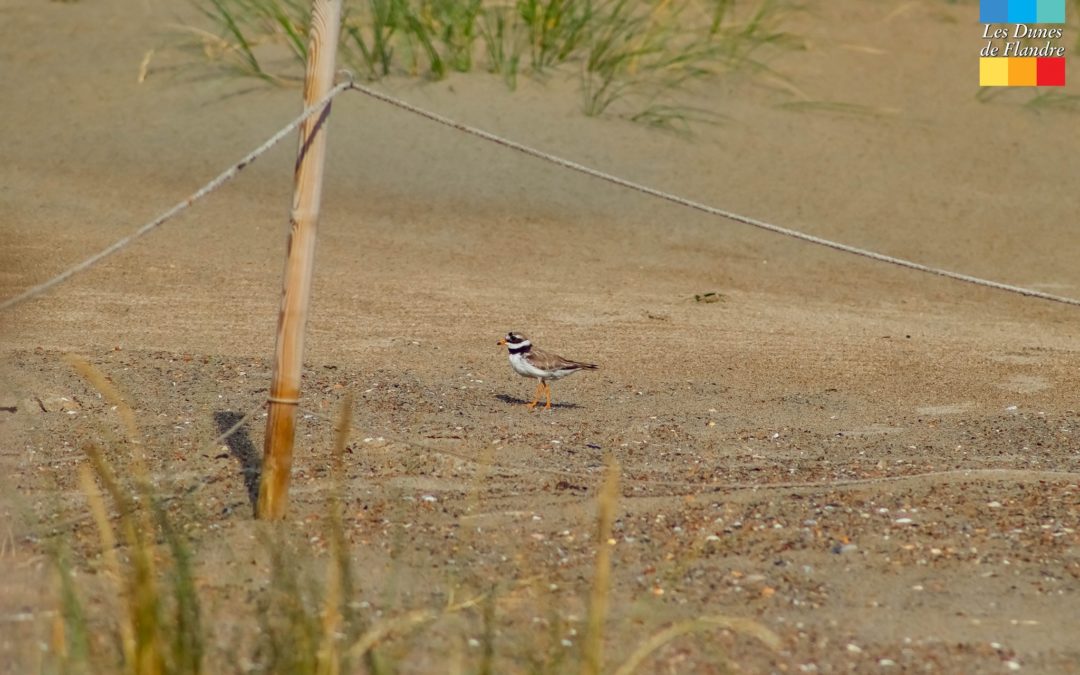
[497,332,598,409]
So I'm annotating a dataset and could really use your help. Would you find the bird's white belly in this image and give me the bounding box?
[509,352,551,379]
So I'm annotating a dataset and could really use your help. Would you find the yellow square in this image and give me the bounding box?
[1008,58,1038,86]
[980,58,1009,86]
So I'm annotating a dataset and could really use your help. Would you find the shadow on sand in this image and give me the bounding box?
[494,393,581,410]
[213,410,260,509]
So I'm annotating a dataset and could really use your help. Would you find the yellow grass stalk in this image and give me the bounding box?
[64,354,142,452]
[580,455,620,675]
[50,594,66,662]
[611,616,781,675]
[65,355,156,557]
[78,461,141,673]
[258,0,344,521]
[345,596,483,661]
[315,394,353,675]
[82,445,166,675]
[66,354,170,674]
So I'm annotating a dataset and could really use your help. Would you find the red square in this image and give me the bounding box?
[1036,58,1066,86]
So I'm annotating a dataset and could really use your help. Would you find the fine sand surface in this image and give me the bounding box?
[2,0,1079,672]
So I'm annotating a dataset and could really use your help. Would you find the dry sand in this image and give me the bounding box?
[2,0,1079,672]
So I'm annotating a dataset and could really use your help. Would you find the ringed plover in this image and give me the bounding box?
[497,332,598,409]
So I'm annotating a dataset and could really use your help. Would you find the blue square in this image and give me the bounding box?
[1008,0,1038,22]
[980,0,1009,22]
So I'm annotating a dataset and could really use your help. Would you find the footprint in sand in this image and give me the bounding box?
[916,403,974,416]
[995,375,1050,394]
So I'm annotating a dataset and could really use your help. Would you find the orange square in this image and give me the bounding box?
[1008,58,1038,86]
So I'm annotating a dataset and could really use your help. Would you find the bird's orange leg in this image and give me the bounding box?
[543,382,553,409]
[527,380,543,408]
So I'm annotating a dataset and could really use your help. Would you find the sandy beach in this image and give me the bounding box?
[2,0,1078,671]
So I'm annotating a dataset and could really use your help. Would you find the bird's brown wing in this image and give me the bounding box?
[528,346,598,371]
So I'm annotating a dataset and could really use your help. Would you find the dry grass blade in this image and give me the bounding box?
[346,608,438,660]
[316,560,342,675]
[316,393,354,675]
[64,354,141,449]
[66,355,161,599]
[52,550,92,669]
[331,393,353,479]
[80,444,168,675]
[62,353,204,673]
[138,49,155,83]
[78,462,138,668]
[611,616,781,675]
[345,596,483,660]
[580,454,620,675]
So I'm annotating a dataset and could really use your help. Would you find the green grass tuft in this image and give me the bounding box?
[173,0,801,127]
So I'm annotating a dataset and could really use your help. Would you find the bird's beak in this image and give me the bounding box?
[497,338,507,346]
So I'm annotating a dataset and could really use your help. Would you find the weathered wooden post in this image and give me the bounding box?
[257,0,343,520]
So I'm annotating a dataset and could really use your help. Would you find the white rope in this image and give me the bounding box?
[4,78,1077,312]
[0,81,352,313]
[345,82,1080,309]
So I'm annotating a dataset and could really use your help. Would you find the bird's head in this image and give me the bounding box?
[498,332,529,347]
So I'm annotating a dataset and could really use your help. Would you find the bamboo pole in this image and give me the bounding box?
[257,0,343,520]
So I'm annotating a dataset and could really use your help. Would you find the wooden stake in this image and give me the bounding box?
[257,0,343,520]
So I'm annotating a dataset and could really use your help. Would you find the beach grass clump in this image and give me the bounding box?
[45,360,779,672]
[175,0,801,126]
[51,441,777,674]
[50,356,204,675]
[180,0,312,84]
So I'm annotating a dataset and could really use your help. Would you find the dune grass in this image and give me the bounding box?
[52,355,203,675]
[46,357,778,673]
[174,0,801,127]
